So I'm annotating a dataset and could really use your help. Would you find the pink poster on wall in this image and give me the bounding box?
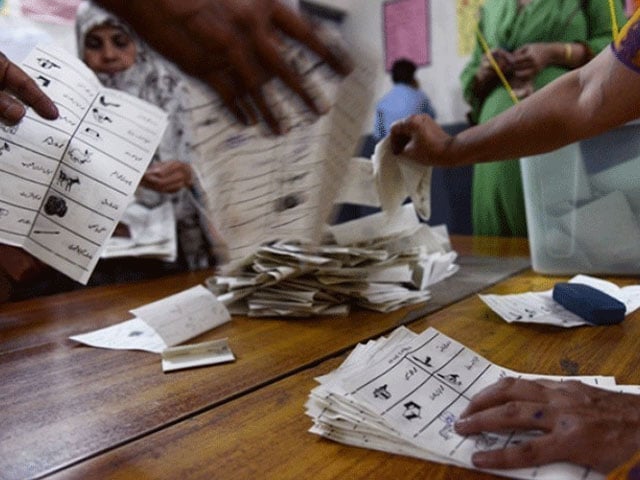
[21,0,82,24]
[383,0,431,71]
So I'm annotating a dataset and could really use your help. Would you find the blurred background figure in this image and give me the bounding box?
[373,58,436,143]
[461,0,626,237]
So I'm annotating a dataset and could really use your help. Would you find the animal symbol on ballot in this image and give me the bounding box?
[68,147,93,165]
[57,170,80,192]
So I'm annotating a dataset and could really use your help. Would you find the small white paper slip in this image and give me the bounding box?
[130,285,231,346]
[161,338,235,372]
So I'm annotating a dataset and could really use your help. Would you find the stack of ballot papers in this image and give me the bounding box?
[206,205,458,316]
[306,326,639,480]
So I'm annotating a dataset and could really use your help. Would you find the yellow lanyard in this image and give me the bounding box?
[474,0,620,106]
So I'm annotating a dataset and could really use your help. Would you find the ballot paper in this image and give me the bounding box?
[70,285,231,353]
[306,326,618,480]
[186,39,377,269]
[0,44,168,283]
[479,275,640,327]
[207,209,458,317]
[372,135,432,220]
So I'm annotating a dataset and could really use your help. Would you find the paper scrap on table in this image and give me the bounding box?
[307,325,625,480]
[0,44,168,284]
[372,135,432,220]
[479,274,640,327]
[70,285,231,353]
[161,338,235,372]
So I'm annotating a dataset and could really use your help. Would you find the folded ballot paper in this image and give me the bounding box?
[70,285,234,372]
[0,45,168,284]
[306,326,638,480]
[479,274,640,328]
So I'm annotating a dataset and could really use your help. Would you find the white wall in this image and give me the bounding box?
[0,0,77,62]
[342,0,470,129]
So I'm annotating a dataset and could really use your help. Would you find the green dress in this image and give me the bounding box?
[460,0,626,237]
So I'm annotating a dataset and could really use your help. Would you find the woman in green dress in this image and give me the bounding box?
[461,0,626,236]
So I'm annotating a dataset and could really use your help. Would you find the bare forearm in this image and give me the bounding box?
[447,48,640,166]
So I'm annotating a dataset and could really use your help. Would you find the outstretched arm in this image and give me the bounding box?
[390,47,640,167]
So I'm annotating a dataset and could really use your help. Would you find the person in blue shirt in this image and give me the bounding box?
[373,58,436,142]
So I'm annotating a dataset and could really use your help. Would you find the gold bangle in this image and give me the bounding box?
[564,43,573,62]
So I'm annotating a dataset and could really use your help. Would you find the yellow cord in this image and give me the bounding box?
[473,23,520,105]
[473,0,620,107]
[608,0,620,39]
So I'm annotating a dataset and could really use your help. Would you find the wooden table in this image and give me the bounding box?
[2,236,637,480]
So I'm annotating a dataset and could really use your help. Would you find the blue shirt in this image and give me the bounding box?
[373,83,436,141]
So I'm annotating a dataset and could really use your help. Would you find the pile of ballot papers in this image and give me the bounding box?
[305,326,633,480]
[205,205,458,317]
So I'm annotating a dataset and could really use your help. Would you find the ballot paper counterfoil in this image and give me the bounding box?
[206,205,459,317]
[479,274,640,327]
[186,36,377,269]
[306,326,625,480]
[0,45,168,283]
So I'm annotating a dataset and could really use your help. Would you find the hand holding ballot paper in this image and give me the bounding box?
[0,50,59,124]
[0,45,168,284]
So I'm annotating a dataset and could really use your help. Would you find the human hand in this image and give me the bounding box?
[472,48,514,101]
[454,377,640,474]
[140,160,193,193]
[389,114,454,167]
[480,48,514,78]
[96,0,353,134]
[512,43,553,81]
[0,51,59,125]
